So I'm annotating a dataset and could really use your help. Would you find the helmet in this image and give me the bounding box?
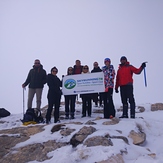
[104,58,111,63]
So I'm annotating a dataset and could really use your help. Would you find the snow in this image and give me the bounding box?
[0,103,163,163]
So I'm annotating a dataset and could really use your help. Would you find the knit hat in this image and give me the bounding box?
[120,56,127,61]
[104,58,111,63]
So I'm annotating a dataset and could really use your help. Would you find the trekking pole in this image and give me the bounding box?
[143,62,148,87]
[23,88,26,115]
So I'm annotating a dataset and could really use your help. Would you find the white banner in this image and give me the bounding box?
[62,72,105,95]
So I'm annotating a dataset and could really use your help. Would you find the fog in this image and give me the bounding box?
[0,0,162,113]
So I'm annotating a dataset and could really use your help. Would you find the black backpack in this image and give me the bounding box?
[21,108,44,124]
[0,108,11,118]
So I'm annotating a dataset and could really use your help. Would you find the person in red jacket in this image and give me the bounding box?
[115,56,146,118]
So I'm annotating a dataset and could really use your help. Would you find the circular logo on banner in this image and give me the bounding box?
[64,79,76,89]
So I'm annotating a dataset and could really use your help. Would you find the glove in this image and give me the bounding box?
[141,62,146,69]
[22,84,25,88]
[115,88,119,93]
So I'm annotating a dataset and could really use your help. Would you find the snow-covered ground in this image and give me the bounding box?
[0,103,163,163]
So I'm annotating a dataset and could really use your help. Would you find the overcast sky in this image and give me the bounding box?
[0,0,162,113]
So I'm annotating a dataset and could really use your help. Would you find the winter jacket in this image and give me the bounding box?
[47,74,62,99]
[23,65,47,88]
[102,65,115,89]
[91,67,102,73]
[115,62,143,89]
[73,65,83,74]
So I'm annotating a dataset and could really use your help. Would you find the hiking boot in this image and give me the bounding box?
[119,115,128,118]
[65,116,69,119]
[110,115,114,119]
[71,115,75,119]
[131,115,135,119]
[46,120,50,124]
[54,118,60,123]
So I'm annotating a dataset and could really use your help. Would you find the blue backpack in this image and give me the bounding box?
[21,108,44,124]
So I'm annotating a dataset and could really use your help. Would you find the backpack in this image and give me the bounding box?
[0,108,11,118]
[21,108,44,125]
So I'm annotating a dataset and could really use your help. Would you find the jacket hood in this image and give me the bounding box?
[119,61,130,66]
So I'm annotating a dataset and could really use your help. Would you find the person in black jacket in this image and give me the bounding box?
[80,65,92,117]
[91,62,103,107]
[22,59,47,110]
[46,66,62,124]
[64,67,76,119]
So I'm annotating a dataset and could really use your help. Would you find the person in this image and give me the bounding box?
[91,62,103,107]
[46,66,62,124]
[115,56,146,119]
[80,65,92,117]
[102,58,116,119]
[73,60,83,74]
[22,59,47,110]
[64,67,76,119]
[73,59,83,102]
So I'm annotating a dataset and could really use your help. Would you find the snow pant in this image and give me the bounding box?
[92,93,99,105]
[103,88,115,118]
[46,94,61,123]
[81,94,92,116]
[64,95,76,117]
[99,93,103,106]
[27,88,43,109]
[120,85,136,117]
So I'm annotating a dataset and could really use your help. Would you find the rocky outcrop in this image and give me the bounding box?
[70,126,96,147]
[128,130,146,145]
[96,154,125,163]
[151,103,163,111]
[84,136,113,147]
[0,140,67,163]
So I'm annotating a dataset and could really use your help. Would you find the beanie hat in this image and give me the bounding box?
[120,56,127,61]
[104,58,111,63]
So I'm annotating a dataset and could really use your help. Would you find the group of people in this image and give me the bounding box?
[22,57,146,124]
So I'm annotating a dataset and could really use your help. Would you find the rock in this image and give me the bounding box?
[51,124,66,133]
[0,125,45,162]
[84,136,113,147]
[137,106,145,112]
[151,103,163,111]
[102,118,120,125]
[85,120,96,125]
[93,116,103,120]
[148,153,156,158]
[60,128,76,136]
[0,140,67,163]
[96,154,124,163]
[70,126,96,147]
[128,130,146,145]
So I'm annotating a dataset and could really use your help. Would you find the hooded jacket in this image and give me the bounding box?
[115,62,143,89]
[23,64,47,88]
